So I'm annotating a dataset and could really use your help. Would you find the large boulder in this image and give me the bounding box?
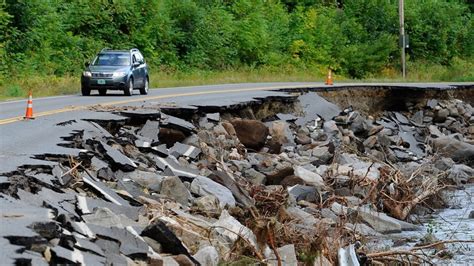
[293,166,326,190]
[353,207,419,233]
[447,164,474,184]
[268,121,294,150]
[117,170,163,192]
[194,195,221,214]
[193,246,219,266]
[430,136,474,165]
[160,176,192,206]
[230,119,269,150]
[433,107,449,123]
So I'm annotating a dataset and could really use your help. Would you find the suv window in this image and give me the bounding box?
[138,53,145,64]
[93,53,130,66]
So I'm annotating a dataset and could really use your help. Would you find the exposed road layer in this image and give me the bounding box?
[1,82,471,125]
[0,83,315,125]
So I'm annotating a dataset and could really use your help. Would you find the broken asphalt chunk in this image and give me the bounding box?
[169,142,201,159]
[90,156,109,172]
[87,224,149,258]
[82,121,113,142]
[51,245,106,265]
[276,113,298,121]
[191,175,236,208]
[52,165,73,186]
[137,120,160,144]
[206,113,220,122]
[161,114,196,134]
[82,172,132,206]
[82,207,137,229]
[119,109,161,120]
[0,195,54,252]
[74,238,105,257]
[296,92,341,125]
[71,221,96,238]
[392,112,410,125]
[97,141,137,171]
[150,144,169,157]
[17,188,79,219]
[76,195,141,221]
[141,220,200,265]
[211,170,254,208]
[154,156,200,179]
[398,131,425,158]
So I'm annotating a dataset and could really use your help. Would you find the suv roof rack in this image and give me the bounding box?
[99,48,138,54]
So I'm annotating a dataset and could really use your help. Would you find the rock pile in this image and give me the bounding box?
[1,90,473,265]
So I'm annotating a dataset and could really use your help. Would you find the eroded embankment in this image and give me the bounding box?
[0,85,473,265]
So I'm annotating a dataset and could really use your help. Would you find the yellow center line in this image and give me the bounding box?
[0,84,315,126]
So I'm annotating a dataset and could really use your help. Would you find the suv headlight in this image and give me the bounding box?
[113,71,127,78]
[83,71,92,77]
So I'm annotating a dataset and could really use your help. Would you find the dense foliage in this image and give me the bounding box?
[0,0,472,81]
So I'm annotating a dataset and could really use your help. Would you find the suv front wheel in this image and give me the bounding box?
[81,86,91,96]
[124,78,134,96]
[140,78,149,95]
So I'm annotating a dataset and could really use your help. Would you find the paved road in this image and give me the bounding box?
[0,82,472,173]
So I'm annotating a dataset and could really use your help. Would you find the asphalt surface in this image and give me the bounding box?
[0,82,472,173]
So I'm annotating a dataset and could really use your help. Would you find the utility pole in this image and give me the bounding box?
[399,0,406,79]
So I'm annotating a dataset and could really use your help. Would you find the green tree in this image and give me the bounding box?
[189,6,237,68]
[231,0,270,65]
[405,0,472,63]
[0,3,11,78]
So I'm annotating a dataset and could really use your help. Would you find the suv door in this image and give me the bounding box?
[136,53,146,86]
[132,53,144,87]
[137,52,147,84]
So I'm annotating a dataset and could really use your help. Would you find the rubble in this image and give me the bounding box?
[190,176,236,208]
[1,86,473,265]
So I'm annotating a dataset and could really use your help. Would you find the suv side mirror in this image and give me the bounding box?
[133,62,140,67]
[84,61,90,67]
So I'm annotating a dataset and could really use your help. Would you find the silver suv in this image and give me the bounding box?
[81,48,149,96]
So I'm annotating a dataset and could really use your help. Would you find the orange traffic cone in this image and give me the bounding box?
[24,90,34,119]
[325,68,334,85]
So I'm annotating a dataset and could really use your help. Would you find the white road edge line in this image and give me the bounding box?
[0,95,71,105]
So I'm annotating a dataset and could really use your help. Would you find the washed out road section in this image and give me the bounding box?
[0,82,469,122]
[0,83,310,173]
[1,82,472,174]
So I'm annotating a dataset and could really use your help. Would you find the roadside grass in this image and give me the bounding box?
[0,75,79,100]
[0,60,472,101]
[149,66,330,88]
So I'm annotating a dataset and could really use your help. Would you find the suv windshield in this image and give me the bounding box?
[92,53,130,66]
